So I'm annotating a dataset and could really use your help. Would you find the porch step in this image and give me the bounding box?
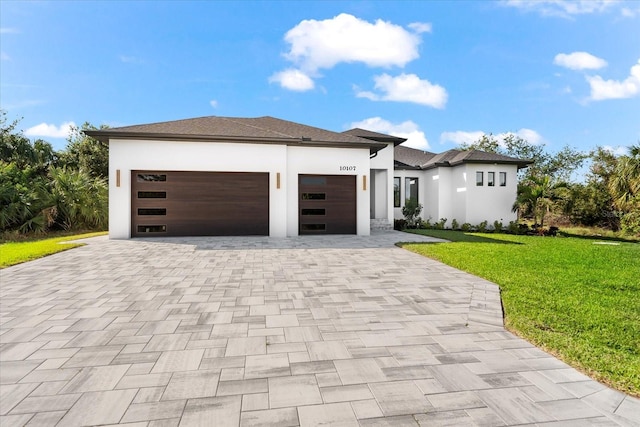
[370,218,393,231]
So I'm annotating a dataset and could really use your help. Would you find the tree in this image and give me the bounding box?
[58,122,109,180]
[513,175,567,228]
[609,145,640,234]
[460,133,587,182]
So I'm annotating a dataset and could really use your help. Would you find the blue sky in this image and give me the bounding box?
[1,0,639,159]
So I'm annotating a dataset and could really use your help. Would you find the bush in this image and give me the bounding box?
[434,217,447,230]
[461,222,472,231]
[620,210,640,236]
[493,220,503,233]
[476,220,488,232]
[451,219,459,230]
[422,218,432,229]
[402,199,423,229]
[507,221,520,234]
[394,219,407,231]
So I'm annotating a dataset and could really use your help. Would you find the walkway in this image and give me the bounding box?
[1,232,638,426]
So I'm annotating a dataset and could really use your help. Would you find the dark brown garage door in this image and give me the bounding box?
[132,171,269,237]
[299,174,356,235]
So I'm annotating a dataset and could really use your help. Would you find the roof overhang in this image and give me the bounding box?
[419,159,533,171]
[84,130,388,155]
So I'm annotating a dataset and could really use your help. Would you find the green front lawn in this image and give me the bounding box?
[402,230,640,396]
[0,232,107,268]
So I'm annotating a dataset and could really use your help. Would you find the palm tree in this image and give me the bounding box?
[608,145,640,212]
[513,175,567,228]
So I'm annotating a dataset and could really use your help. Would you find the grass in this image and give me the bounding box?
[402,229,640,397]
[0,231,107,268]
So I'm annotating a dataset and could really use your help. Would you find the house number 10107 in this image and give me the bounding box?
[340,166,356,171]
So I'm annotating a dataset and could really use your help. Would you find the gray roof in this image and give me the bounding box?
[394,145,437,168]
[394,145,531,170]
[85,116,387,153]
[342,128,407,145]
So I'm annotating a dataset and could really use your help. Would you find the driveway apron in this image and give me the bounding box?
[1,232,638,426]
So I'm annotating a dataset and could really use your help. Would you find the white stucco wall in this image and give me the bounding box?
[370,143,395,222]
[393,163,519,227]
[462,164,518,225]
[109,139,372,239]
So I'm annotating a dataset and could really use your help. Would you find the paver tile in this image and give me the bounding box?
[268,374,323,408]
[178,395,241,427]
[298,402,358,427]
[240,407,298,427]
[57,389,138,426]
[161,369,219,400]
[2,233,639,427]
[369,380,433,416]
[121,399,187,423]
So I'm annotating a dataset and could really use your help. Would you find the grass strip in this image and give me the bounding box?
[402,229,640,396]
[0,231,107,268]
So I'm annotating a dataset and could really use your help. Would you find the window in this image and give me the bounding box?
[500,172,507,186]
[488,172,495,187]
[138,208,167,215]
[138,191,167,198]
[137,225,166,233]
[301,193,326,200]
[394,177,401,207]
[301,209,325,216]
[405,177,418,204]
[300,224,326,231]
[137,174,166,182]
[476,172,484,186]
[300,176,326,185]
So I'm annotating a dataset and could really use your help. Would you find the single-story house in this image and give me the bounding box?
[85,116,530,239]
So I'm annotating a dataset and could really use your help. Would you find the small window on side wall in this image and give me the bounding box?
[488,172,495,187]
[500,172,507,186]
[476,172,484,186]
[394,177,401,207]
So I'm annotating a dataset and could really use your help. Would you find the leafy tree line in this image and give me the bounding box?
[460,134,640,235]
[1,110,109,235]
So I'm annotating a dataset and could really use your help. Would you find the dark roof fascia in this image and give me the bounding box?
[343,128,407,146]
[418,158,533,171]
[394,160,421,170]
[84,130,388,154]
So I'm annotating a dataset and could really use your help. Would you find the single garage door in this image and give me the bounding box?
[132,171,269,237]
[299,174,356,235]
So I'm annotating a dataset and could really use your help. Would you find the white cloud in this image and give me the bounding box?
[621,7,640,17]
[408,22,432,34]
[439,131,485,145]
[356,73,447,108]
[269,68,315,91]
[350,117,430,150]
[0,28,19,34]
[554,52,607,70]
[587,59,640,100]
[209,100,218,108]
[503,0,619,18]
[440,128,544,146]
[283,13,420,72]
[272,13,426,91]
[24,121,76,139]
[603,145,630,156]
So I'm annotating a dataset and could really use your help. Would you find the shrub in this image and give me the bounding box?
[620,210,640,236]
[422,218,432,229]
[493,220,503,233]
[434,218,447,230]
[461,222,472,231]
[394,219,407,230]
[401,199,423,229]
[507,221,520,234]
[451,219,459,230]
[476,220,488,233]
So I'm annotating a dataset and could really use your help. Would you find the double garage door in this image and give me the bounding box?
[131,171,356,237]
[132,171,269,237]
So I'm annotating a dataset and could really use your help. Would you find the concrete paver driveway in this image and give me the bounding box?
[1,232,638,426]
